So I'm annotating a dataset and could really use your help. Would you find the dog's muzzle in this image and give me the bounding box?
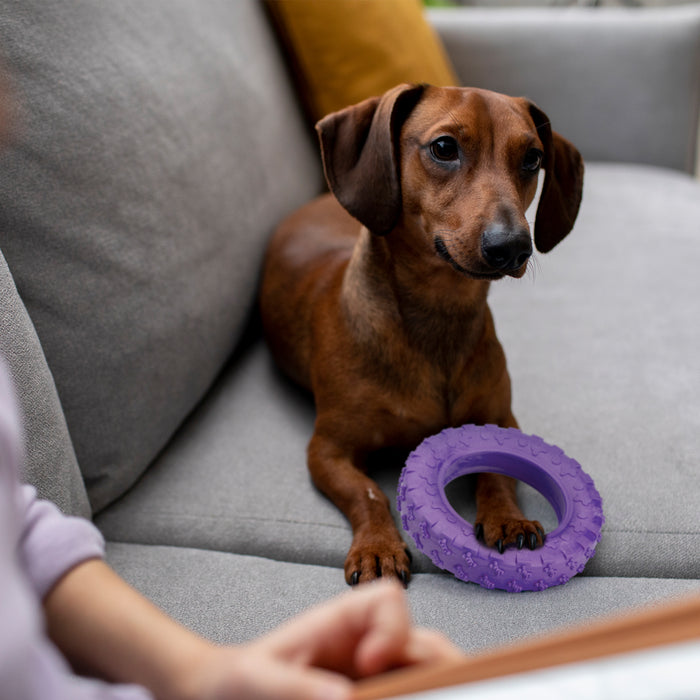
[434,235,469,275]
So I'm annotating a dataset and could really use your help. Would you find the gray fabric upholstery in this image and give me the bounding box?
[97,162,700,581]
[429,5,700,173]
[490,163,700,578]
[0,0,322,511]
[106,542,700,653]
[0,252,90,518]
[1,0,698,673]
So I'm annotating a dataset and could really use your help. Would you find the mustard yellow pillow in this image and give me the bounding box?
[265,0,458,122]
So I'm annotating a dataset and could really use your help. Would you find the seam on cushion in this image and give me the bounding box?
[601,528,700,536]
[102,511,351,531]
[102,514,700,537]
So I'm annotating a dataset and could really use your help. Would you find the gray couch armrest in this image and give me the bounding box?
[0,251,90,518]
[429,5,700,173]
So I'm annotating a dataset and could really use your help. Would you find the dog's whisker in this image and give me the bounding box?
[430,229,461,247]
[431,228,459,238]
[526,253,542,283]
[445,107,463,133]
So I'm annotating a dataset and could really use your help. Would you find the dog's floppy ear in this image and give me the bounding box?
[316,83,425,235]
[527,102,584,253]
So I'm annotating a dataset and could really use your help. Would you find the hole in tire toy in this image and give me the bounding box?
[397,424,604,592]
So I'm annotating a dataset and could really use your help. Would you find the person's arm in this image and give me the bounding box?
[44,559,462,700]
[43,558,210,700]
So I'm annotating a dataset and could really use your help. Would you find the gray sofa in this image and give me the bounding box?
[2,0,700,660]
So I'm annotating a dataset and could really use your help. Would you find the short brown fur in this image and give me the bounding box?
[260,84,583,585]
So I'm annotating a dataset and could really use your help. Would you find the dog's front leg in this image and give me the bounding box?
[308,431,411,586]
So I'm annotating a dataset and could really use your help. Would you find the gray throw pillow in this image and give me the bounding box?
[0,0,322,510]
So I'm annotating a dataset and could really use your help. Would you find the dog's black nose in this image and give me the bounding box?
[481,225,533,271]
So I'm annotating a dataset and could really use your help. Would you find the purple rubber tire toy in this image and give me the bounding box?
[397,424,604,592]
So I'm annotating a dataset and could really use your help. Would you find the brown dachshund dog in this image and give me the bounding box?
[260,84,583,586]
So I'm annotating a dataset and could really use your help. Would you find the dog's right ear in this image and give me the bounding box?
[315,83,425,235]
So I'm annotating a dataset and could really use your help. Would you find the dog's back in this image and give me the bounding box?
[261,194,358,389]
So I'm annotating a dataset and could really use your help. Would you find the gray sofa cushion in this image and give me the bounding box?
[106,542,700,652]
[94,339,559,573]
[490,162,700,579]
[0,252,90,517]
[430,5,700,173]
[0,0,322,511]
[97,163,700,582]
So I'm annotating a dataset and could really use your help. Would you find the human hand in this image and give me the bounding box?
[188,579,462,700]
[43,558,460,700]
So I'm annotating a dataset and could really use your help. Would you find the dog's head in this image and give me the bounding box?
[316,84,584,280]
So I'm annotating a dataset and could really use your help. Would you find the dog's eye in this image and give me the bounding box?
[522,148,543,173]
[429,136,459,162]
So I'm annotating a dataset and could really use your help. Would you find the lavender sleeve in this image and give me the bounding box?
[16,484,105,599]
[0,361,153,700]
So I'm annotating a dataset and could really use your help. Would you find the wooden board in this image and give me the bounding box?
[353,594,700,700]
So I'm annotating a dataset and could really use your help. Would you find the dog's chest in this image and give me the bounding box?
[360,351,480,445]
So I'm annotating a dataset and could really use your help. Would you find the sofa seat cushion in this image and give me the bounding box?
[0,0,322,512]
[97,163,700,582]
[106,542,700,653]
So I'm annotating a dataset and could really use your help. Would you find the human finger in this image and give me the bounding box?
[401,628,464,666]
[202,649,353,700]
[254,580,411,677]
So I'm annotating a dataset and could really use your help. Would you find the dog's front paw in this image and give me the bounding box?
[475,517,545,554]
[345,534,412,587]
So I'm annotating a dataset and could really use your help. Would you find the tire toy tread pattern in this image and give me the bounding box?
[397,425,604,592]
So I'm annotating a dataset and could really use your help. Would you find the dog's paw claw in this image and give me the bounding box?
[345,539,412,586]
[476,517,545,553]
